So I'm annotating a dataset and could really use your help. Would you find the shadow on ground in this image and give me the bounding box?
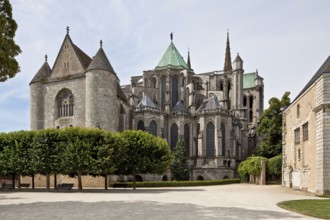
[0,201,306,220]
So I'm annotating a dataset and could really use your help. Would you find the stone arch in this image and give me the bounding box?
[192,76,203,90]
[135,175,143,182]
[137,120,145,131]
[162,175,168,181]
[196,175,204,181]
[149,120,157,136]
[170,123,179,150]
[55,88,74,118]
[206,121,215,157]
[150,76,157,88]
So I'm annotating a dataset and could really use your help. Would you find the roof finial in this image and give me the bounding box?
[170,32,173,42]
[45,54,48,62]
[66,26,70,35]
[100,40,103,48]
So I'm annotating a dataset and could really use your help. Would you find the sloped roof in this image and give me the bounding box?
[117,82,128,103]
[197,95,220,112]
[292,56,330,103]
[173,100,187,112]
[72,44,92,69]
[234,53,243,63]
[155,42,189,70]
[30,61,51,84]
[243,72,256,89]
[136,95,158,108]
[87,47,116,74]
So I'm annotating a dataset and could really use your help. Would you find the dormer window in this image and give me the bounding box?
[64,62,69,69]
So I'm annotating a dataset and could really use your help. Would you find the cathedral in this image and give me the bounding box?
[30,28,264,180]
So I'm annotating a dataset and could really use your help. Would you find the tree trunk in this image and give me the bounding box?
[104,174,108,190]
[32,175,35,189]
[12,174,15,189]
[46,174,50,191]
[77,171,82,190]
[18,175,21,190]
[54,173,57,190]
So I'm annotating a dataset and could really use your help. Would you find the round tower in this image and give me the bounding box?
[85,42,119,131]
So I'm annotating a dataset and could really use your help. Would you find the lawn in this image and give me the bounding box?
[278,199,330,219]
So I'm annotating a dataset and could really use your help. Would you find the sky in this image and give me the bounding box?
[1,0,330,132]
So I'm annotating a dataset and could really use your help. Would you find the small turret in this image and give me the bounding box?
[233,53,243,71]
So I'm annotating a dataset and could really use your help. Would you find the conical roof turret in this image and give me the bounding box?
[87,41,116,75]
[30,55,51,84]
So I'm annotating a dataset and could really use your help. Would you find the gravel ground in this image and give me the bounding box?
[0,184,321,220]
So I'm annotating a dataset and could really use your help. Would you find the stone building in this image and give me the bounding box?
[282,56,330,195]
[30,28,264,181]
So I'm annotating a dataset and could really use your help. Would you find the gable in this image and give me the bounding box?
[50,35,92,79]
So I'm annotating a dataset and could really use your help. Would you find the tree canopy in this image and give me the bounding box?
[254,91,290,158]
[0,0,21,82]
[171,140,190,181]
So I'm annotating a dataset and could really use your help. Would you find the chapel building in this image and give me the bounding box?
[30,28,264,181]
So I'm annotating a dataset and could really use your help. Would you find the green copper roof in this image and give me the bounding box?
[243,72,256,89]
[155,42,189,70]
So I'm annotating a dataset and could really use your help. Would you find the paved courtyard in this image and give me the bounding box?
[0,184,321,220]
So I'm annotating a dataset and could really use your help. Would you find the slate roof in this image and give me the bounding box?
[196,95,220,112]
[155,42,189,70]
[87,47,116,74]
[234,53,243,63]
[30,61,51,84]
[292,56,330,103]
[72,44,92,69]
[173,100,187,112]
[117,82,128,103]
[136,95,158,108]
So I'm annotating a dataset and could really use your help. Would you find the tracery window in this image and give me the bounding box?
[221,123,226,156]
[161,77,166,110]
[184,124,190,156]
[56,89,74,118]
[171,76,179,108]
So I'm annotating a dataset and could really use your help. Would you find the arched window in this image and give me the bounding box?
[171,76,179,108]
[161,76,166,110]
[221,123,226,156]
[56,88,74,118]
[170,123,178,151]
[243,95,247,107]
[219,81,224,91]
[149,120,157,136]
[137,120,145,131]
[206,122,215,157]
[151,77,157,88]
[184,124,190,156]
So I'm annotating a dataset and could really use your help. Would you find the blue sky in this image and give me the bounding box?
[1,0,330,132]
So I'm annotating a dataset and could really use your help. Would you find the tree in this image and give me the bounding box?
[254,92,290,158]
[115,130,173,189]
[267,155,282,182]
[0,0,22,82]
[171,139,190,181]
[237,156,268,182]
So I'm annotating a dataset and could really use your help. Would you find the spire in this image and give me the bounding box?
[223,31,232,73]
[187,50,191,69]
[87,44,116,75]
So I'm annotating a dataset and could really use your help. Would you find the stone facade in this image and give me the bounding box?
[30,29,264,184]
[282,56,330,195]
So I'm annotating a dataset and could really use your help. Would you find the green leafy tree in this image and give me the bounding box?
[0,0,22,81]
[267,154,282,182]
[171,140,190,181]
[61,127,101,190]
[255,92,290,158]
[115,130,173,189]
[91,131,116,190]
[237,156,268,181]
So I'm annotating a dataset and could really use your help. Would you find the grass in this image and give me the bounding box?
[278,199,330,219]
[110,179,240,188]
